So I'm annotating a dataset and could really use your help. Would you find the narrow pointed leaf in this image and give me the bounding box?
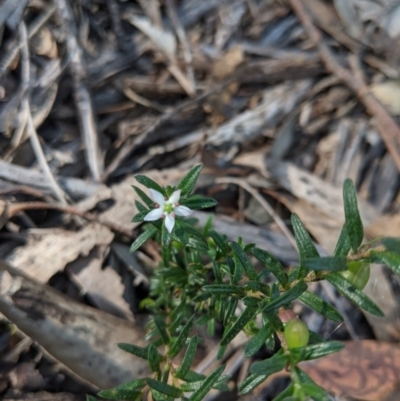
[153,317,170,345]
[188,364,225,401]
[132,185,154,207]
[302,256,347,272]
[325,273,383,316]
[180,195,218,210]
[178,164,203,197]
[134,200,147,213]
[295,341,344,361]
[343,179,363,252]
[175,336,199,379]
[251,247,288,286]
[221,306,258,346]
[262,280,308,313]
[117,343,148,359]
[98,379,146,400]
[299,291,343,322]
[370,250,400,275]
[202,284,245,295]
[291,213,319,260]
[244,321,274,357]
[382,237,400,253]
[135,175,165,195]
[239,374,269,395]
[168,315,195,357]
[296,368,331,401]
[146,378,182,398]
[130,225,158,253]
[147,344,162,372]
[333,225,351,257]
[231,242,258,280]
[209,230,228,255]
[131,210,150,223]
[249,352,287,375]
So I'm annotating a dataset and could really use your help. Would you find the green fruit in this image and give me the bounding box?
[340,261,370,290]
[284,318,309,349]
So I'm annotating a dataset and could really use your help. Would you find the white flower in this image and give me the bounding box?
[144,189,193,233]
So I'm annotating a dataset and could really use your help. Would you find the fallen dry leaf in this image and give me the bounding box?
[300,340,400,401]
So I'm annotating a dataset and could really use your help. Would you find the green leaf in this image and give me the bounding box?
[147,344,162,372]
[212,260,222,283]
[293,341,344,361]
[291,213,319,279]
[249,351,287,375]
[181,375,229,392]
[242,296,261,308]
[244,281,271,296]
[302,256,347,272]
[168,315,195,358]
[221,306,258,346]
[98,379,146,400]
[217,344,227,360]
[180,195,218,210]
[131,210,150,223]
[244,321,274,357]
[296,368,331,401]
[291,213,319,260]
[134,200,147,213]
[117,343,148,359]
[146,378,182,398]
[135,175,165,195]
[333,225,352,257]
[224,298,239,326]
[382,237,400,253]
[209,230,228,255]
[271,383,294,401]
[175,336,199,379]
[153,317,170,345]
[343,178,363,252]
[325,273,383,316]
[230,242,258,280]
[132,185,154,207]
[178,164,203,197]
[130,225,158,253]
[251,248,288,286]
[239,374,269,395]
[202,284,245,295]
[262,280,308,313]
[188,364,225,401]
[87,396,98,401]
[370,250,400,275]
[299,291,343,322]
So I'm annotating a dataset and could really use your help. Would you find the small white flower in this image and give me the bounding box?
[144,189,194,233]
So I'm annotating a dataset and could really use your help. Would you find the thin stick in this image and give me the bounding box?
[216,177,298,250]
[290,0,400,172]
[56,0,103,181]
[0,3,57,78]
[19,22,69,205]
[165,0,196,93]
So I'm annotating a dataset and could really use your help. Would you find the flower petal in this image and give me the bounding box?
[164,213,175,233]
[144,208,164,221]
[149,189,165,205]
[168,189,181,204]
[174,205,194,217]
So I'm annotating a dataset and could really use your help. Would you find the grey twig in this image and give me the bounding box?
[165,0,196,93]
[56,0,103,181]
[19,22,69,205]
[0,3,57,78]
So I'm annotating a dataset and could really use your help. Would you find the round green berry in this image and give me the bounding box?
[284,318,309,349]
